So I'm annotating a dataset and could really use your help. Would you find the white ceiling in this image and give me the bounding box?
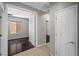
[22,2,50,12]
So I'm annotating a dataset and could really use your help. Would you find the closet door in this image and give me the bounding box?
[55,5,78,56]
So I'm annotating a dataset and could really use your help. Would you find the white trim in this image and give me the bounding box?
[35,12,38,47]
[0,2,4,55]
[55,4,78,56]
[1,4,8,56]
[36,43,47,48]
[75,4,78,56]
[55,12,57,56]
[55,4,78,15]
[6,3,35,14]
[49,53,54,56]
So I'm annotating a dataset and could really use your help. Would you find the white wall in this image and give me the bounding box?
[8,16,29,39]
[36,12,46,46]
[0,7,1,55]
[29,14,36,46]
[0,11,1,55]
[43,14,50,35]
[29,11,46,47]
[1,4,8,55]
[0,2,4,55]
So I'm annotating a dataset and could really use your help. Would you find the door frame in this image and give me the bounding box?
[6,3,38,47]
[55,4,78,56]
[0,3,8,56]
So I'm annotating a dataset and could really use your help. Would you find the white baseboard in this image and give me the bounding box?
[36,43,47,48]
[49,53,54,56]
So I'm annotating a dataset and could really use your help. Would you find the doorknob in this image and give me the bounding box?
[69,41,75,44]
[0,16,2,19]
[0,34,2,37]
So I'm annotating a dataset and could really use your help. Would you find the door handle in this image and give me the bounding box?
[0,34,2,37]
[0,16,2,19]
[69,41,75,44]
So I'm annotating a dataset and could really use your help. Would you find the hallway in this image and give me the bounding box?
[0,2,79,56]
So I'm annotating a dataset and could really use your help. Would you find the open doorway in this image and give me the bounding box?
[6,4,37,56]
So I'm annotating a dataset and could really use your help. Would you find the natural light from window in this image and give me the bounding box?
[10,22,16,34]
[10,22,22,34]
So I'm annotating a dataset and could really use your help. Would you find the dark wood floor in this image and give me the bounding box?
[8,37,34,56]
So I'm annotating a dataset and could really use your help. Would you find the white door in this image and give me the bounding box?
[55,5,78,56]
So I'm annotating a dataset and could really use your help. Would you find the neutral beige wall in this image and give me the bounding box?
[49,2,77,55]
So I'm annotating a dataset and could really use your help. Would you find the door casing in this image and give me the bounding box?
[55,4,78,56]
